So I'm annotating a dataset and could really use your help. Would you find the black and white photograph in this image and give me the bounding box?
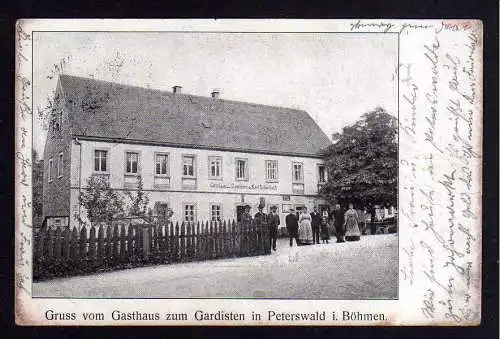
[31,31,398,299]
[15,19,482,326]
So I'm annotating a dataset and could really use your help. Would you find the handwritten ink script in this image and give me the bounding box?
[15,20,33,299]
[351,19,482,325]
[394,21,480,324]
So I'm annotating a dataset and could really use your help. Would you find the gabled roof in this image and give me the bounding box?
[59,75,331,157]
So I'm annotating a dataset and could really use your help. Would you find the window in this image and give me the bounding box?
[208,156,222,179]
[210,204,222,222]
[155,153,169,176]
[182,155,195,177]
[265,160,278,182]
[54,219,61,228]
[235,158,248,180]
[48,158,53,182]
[292,162,304,182]
[94,150,107,172]
[57,152,63,178]
[318,164,326,183]
[155,202,169,218]
[183,204,196,222]
[126,152,139,174]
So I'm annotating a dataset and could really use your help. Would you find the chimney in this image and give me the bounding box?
[211,89,220,99]
[172,85,182,94]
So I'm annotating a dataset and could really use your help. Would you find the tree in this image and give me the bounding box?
[79,175,125,226]
[124,175,150,218]
[320,107,397,208]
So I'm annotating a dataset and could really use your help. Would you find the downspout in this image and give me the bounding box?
[74,138,82,229]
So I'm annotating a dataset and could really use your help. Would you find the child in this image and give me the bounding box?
[320,216,330,244]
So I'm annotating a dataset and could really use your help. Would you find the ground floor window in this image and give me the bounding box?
[155,202,169,219]
[210,204,222,222]
[183,204,196,222]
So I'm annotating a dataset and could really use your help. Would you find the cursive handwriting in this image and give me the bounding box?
[421,288,435,318]
[401,240,416,285]
[423,36,443,154]
[16,152,31,186]
[400,63,418,143]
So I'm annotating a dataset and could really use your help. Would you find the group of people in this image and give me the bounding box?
[285,203,362,247]
[241,202,366,252]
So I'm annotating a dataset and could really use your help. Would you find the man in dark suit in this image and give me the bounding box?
[241,205,253,223]
[332,204,345,243]
[310,206,321,244]
[286,209,300,247]
[254,204,267,225]
[268,205,280,251]
[369,204,377,235]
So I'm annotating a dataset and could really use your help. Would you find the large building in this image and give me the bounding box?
[42,75,332,230]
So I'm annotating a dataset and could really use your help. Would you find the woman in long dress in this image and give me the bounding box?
[298,207,313,245]
[344,203,361,241]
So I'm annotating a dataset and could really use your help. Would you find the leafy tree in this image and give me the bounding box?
[320,107,397,208]
[79,175,125,225]
[124,175,150,218]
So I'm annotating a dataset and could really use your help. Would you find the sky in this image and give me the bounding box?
[33,32,398,155]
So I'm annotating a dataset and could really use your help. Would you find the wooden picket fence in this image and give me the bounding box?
[33,219,270,281]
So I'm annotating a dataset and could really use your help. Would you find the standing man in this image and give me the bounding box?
[369,204,377,235]
[333,204,345,243]
[254,204,267,224]
[268,205,280,251]
[242,205,253,223]
[285,208,300,247]
[310,206,321,244]
[253,204,267,253]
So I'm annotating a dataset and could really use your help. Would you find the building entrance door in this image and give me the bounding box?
[294,204,306,219]
[236,205,246,222]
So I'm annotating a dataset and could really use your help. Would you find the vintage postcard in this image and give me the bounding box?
[15,19,482,325]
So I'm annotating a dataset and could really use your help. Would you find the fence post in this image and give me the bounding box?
[79,226,87,261]
[174,222,180,261]
[195,221,200,260]
[97,225,105,260]
[54,227,62,260]
[180,222,186,260]
[202,221,208,260]
[168,223,173,262]
[117,224,124,260]
[231,220,236,257]
[238,221,244,257]
[191,222,196,260]
[129,225,135,258]
[213,221,219,258]
[35,228,45,260]
[222,220,228,258]
[45,228,54,260]
[70,227,79,261]
[186,222,193,260]
[105,225,113,259]
[62,227,71,261]
[209,221,215,259]
[142,225,150,260]
[89,225,96,261]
